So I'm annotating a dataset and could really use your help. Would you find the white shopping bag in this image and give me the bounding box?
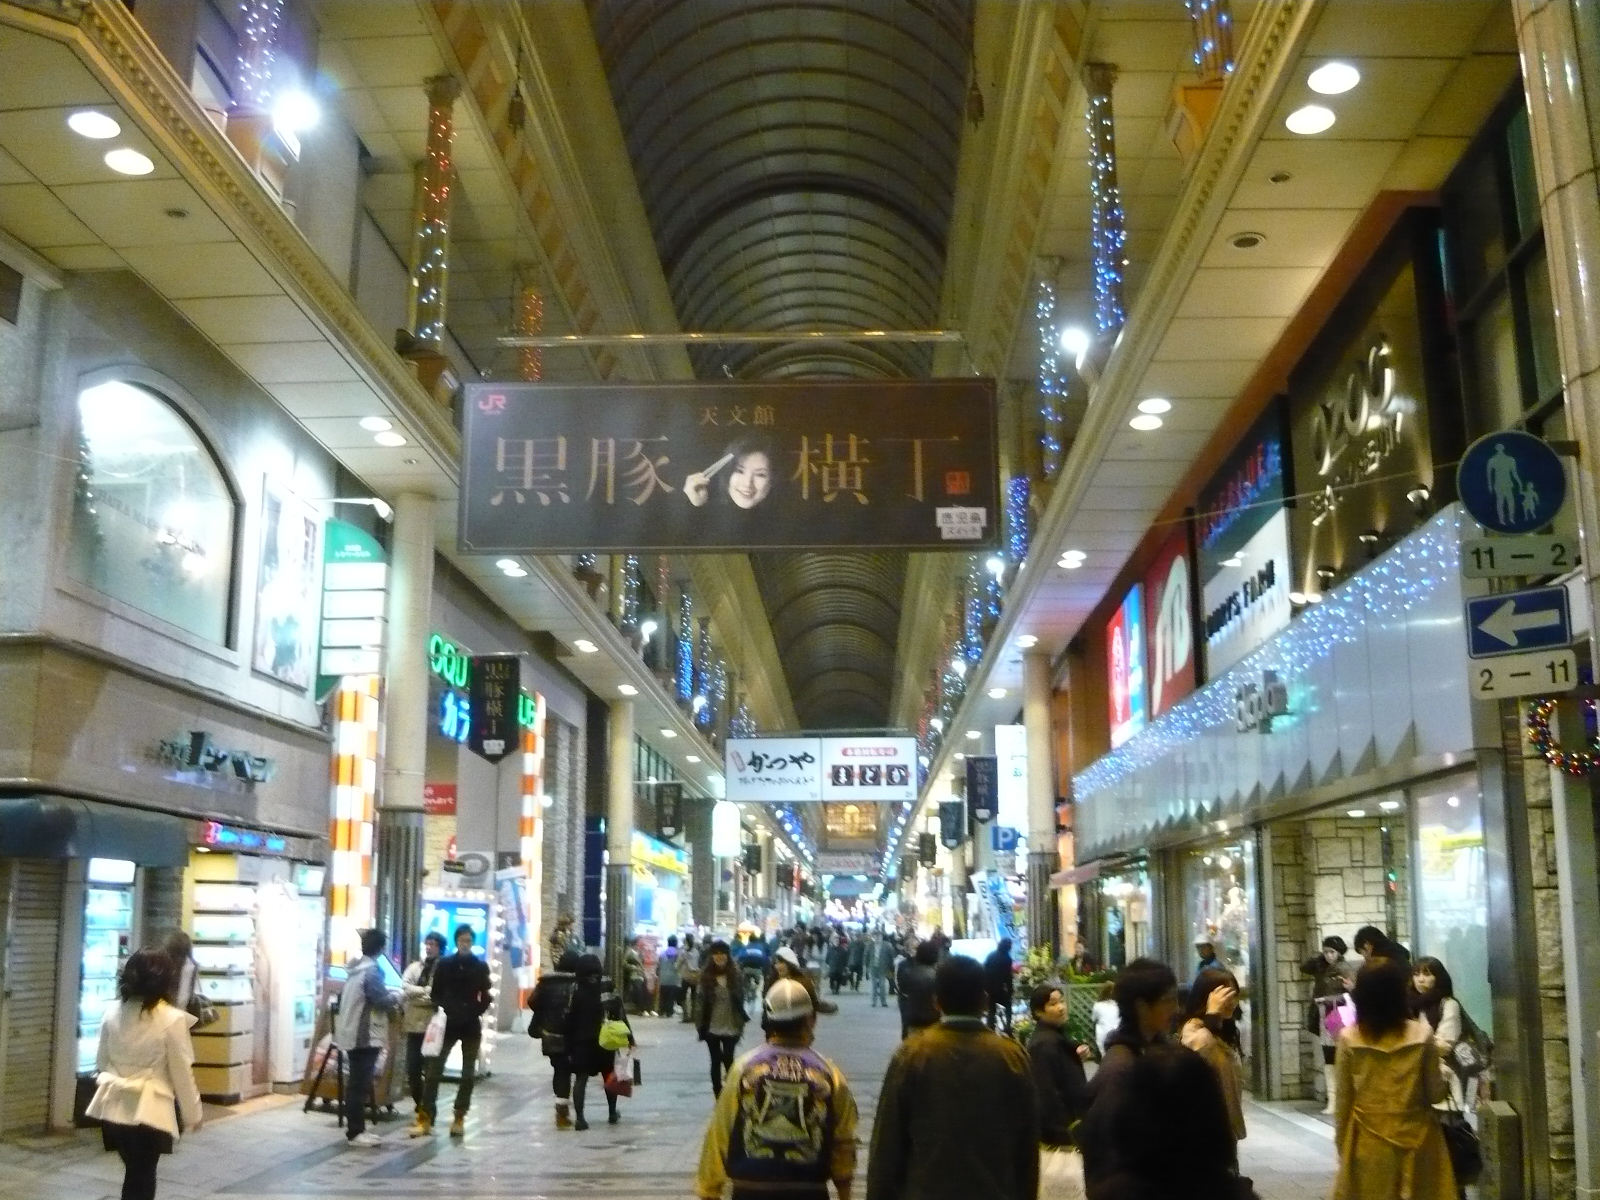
[420,1010,447,1057]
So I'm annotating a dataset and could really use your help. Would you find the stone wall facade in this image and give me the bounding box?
[1268,822,1315,1099]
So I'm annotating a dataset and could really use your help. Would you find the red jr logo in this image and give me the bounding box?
[479,393,507,413]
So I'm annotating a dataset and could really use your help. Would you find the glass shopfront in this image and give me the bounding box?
[1178,838,1257,1078]
[1410,773,1490,1028]
[1097,867,1152,970]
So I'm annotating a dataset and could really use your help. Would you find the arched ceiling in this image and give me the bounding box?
[589,0,971,730]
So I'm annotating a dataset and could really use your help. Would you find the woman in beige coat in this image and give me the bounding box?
[1333,958,1456,1200]
[1179,967,1247,1142]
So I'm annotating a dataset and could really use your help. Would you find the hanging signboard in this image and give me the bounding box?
[1107,585,1148,747]
[1144,527,1197,717]
[467,655,519,763]
[965,755,998,823]
[1198,405,1291,677]
[994,725,1027,830]
[459,380,1000,552]
[315,518,387,700]
[725,735,916,802]
[939,800,966,849]
[725,736,823,802]
[820,736,918,801]
[817,850,878,875]
[656,782,685,839]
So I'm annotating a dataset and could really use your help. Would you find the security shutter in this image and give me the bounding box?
[0,858,65,1133]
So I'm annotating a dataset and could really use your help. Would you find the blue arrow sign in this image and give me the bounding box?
[1465,586,1571,659]
[1457,430,1567,534]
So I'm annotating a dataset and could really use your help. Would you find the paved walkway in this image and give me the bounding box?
[0,987,1336,1199]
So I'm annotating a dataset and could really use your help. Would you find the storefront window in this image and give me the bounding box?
[1411,776,1491,1030]
[67,380,236,643]
[1098,869,1151,969]
[1180,839,1256,1074]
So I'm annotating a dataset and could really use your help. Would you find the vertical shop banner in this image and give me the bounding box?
[459,380,1000,552]
[820,736,918,801]
[1107,585,1149,747]
[1145,528,1197,716]
[939,800,966,849]
[965,755,998,822]
[656,783,684,839]
[316,519,387,701]
[494,867,531,974]
[994,725,1028,830]
[468,655,520,762]
[1198,405,1291,677]
[253,479,323,690]
[917,832,938,866]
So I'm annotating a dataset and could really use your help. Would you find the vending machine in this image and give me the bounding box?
[77,858,138,1075]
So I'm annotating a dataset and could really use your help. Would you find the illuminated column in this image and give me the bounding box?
[375,491,434,959]
[408,75,461,354]
[1085,62,1127,337]
[1036,279,1067,479]
[515,269,544,383]
[1184,0,1235,81]
[520,694,547,986]
[604,698,635,983]
[1512,4,1600,1191]
[1024,650,1057,957]
[328,675,379,964]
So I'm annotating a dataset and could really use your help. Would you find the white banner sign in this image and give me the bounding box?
[994,724,1028,830]
[821,736,918,801]
[817,851,878,875]
[725,737,823,802]
[1202,508,1292,676]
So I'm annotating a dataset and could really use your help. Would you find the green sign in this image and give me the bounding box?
[429,632,539,729]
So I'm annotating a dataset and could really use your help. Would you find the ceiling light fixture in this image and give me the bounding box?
[68,111,121,139]
[1228,231,1266,250]
[1222,556,1243,568]
[104,147,155,176]
[1285,104,1336,135]
[660,728,677,739]
[1308,62,1360,95]
[1016,635,1038,649]
[1059,325,1092,363]
[965,730,981,740]
[1137,397,1172,415]
[374,430,408,447]
[1129,413,1163,431]
[272,88,321,134]
[686,754,702,764]
[573,638,598,654]
[1346,808,1368,819]
[988,687,1007,699]
[359,416,393,432]
[501,565,527,578]
[640,618,658,643]
[1059,556,1084,570]
[1378,799,1401,812]
[618,684,639,697]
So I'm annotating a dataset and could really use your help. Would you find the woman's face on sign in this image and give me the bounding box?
[727,451,772,509]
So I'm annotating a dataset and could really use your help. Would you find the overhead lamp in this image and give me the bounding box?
[985,555,1005,580]
[1307,62,1360,95]
[988,687,1008,699]
[496,558,519,571]
[374,430,408,447]
[573,638,598,654]
[1059,556,1084,570]
[618,684,639,696]
[1346,808,1367,819]
[954,752,966,760]
[272,88,321,135]
[660,728,677,739]
[930,717,944,732]
[68,110,120,139]
[1128,413,1164,431]
[965,730,981,740]
[1289,591,1307,606]
[1285,104,1336,135]
[1137,397,1172,415]
[1059,325,1091,363]
[501,564,527,578]
[640,618,658,643]
[1222,556,1243,568]
[1017,634,1038,649]
[359,416,393,432]
[952,659,967,678]
[1447,795,1460,808]
[104,147,154,176]
[686,754,701,764]
[692,694,708,713]
[1378,799,1401,812]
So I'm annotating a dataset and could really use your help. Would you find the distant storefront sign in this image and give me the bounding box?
[467,655,519,763]
[1107,585,1147,748]
[724,735,916,802]
[459,380,1000,553]
[1198,405,1291,676]
[993,725,1027,830]
[965,755,998,823]
[817,851,878,875]
[1144,528,1197,718]
[423,783,457,815]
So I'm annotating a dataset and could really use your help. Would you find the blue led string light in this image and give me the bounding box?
[1006,476,1031,569]
[1185,0,1236,80]
[1036,280,1066,478]
[675,590,694,703]
[1085,63,1128,335]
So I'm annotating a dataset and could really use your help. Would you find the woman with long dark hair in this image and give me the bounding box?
[1180,967,1247,1142]
[1332,959,1455,1200]
[562,954,632,1130]
[694,939,748,1096]
[1411,956,1466,1110]
[87,948,203,1200]
[683,435,777,512]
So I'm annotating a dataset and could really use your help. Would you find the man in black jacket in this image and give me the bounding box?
[527,950,580,1129]
[415,925,493,1139]
[1025,983,1091,1146]
[984,938,1016,1033]
[895,940,939,1039]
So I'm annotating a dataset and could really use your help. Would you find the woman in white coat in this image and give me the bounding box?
[88,948,204,1200]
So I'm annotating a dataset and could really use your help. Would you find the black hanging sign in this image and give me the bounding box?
[657,782,684,839]
[742,842,764,873]
[468,654,520,763]
[965,755,998,823]
[939,800,966,850]
[917,832,938,867]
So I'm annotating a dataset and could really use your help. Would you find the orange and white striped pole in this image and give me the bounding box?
[328,674,380,965]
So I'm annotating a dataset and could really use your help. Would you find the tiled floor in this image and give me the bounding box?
[0,987,1336,1198]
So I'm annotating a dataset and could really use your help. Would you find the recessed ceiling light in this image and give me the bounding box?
[374,430,408,447]
[660,728,677,739]
[1062,549,1086,562]
[104,147,154,176]
[1289,591,1307,605]
[496,558,519,570]
[617,684,639,696]
[1346,809,1367,819]
[1228,231,1266,250]
[69,111,121,139]
[965,730,981,740]
[953,752,966,760]
[501,565,527,578]
[1308,62,1360,95]
[988,687,1007,699]
[359,416,393,432]
[1017,635,1038,649]
[1285,104,1336,135]
[573,638,598,654]
[1304,591,1323,603]
[1137,397,1172,415]
[686,754,702,763]
[1378,799,1401,812]
[1222,556,1243,568]
[1446,795,1460,808]
[1059,325,1091,360]
[1059,557,1084,570]
[1129,413,1164,431]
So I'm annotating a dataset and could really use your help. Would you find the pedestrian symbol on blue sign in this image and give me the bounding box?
[1457,430,1567,534]
[1465,585,1571,659]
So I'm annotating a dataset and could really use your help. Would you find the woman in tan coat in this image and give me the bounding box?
[1333,958,1456,1200]
[1180,967,1247,1142]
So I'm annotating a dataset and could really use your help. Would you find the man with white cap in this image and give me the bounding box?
[696,978,858,1200]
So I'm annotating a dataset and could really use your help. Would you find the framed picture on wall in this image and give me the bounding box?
[251,479,322,689]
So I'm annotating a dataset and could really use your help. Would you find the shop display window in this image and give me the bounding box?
[1180,841,1256,1074]
[67,379,237,644]
[1411,777,1491,1030]
[1097,870,1151,970]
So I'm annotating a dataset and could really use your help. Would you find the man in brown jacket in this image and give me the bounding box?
[866,954,1039,1200]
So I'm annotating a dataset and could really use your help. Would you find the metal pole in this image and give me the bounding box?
[1024,650,1058,958]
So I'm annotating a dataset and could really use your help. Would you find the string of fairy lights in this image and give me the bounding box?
[235,0,283,111]
[1085,63,1128,336]
[1185,0,1236,81]
[411,76,460,350]
[1035,280,1067,479]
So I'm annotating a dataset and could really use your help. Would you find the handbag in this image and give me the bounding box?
[1323,996,1356,1039]
[598,1018,632,1051]
[420,1009,447,1058]
[1439,1110,1483,1184]
[605,1048,635,1097]
[1448,1007,1493,1079]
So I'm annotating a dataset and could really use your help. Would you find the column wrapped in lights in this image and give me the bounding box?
[1006,476,1031,568]
[234,0,283,112]
[620,554,641,631]
[328,675,380,965]
[1185,0,1235,81]
[1085,62,1128,335]
[730,697,756,738]
[408,75,462,352]
[514,272,544,382]
[1035,280,1066,479]
[962,557,985,660]
[675,589,695,702]
[694,617,713,728]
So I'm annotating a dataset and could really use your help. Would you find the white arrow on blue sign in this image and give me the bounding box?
[1465,585,1572,659]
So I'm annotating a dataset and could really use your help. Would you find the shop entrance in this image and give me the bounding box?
[0,858,65,1134]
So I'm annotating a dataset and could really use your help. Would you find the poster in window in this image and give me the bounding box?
[459,380,999,552]
[252,480,322,689]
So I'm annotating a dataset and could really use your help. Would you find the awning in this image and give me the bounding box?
[0,796,190,866]
[1049,862,1102,889]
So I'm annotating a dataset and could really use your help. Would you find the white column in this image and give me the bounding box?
[1024,650,1057,956]
[604,698,634,982]
[1515,4,1600,1194]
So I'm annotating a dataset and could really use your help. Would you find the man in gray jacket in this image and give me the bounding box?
[333,928,398,1147]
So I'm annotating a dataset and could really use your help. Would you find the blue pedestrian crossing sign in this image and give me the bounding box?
[1465,585,1571,658]
[1457,430,1567,534]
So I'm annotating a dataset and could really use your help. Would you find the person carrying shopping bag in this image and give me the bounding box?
[88,948,204,1200]
[564,954,634,1129]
